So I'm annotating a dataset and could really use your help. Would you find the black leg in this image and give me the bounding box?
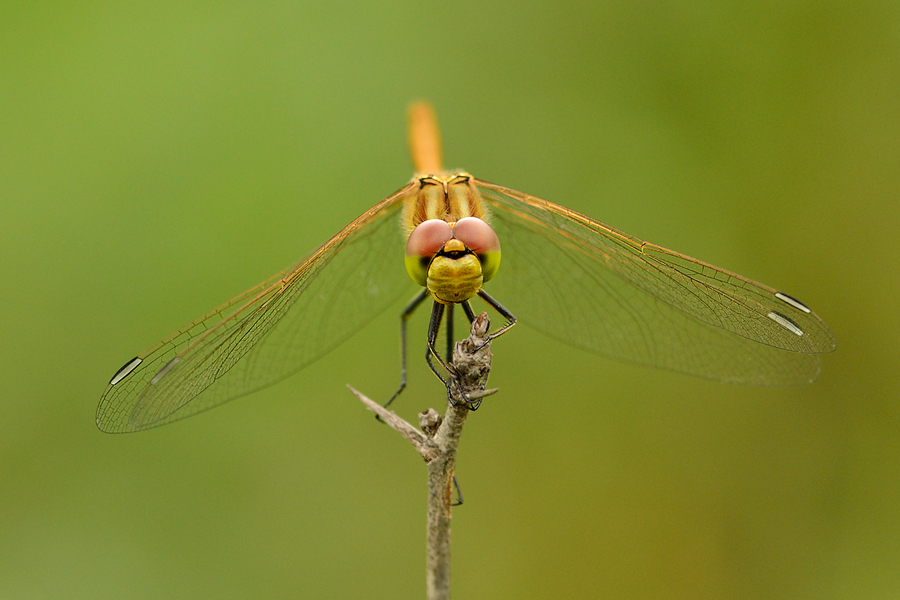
[461,300,476,323]
[476,290,517,347]
[424,301,473,406]
[383,290,513,413]
[445,303,454,363]
[383,289,429,410]
[424,301,453,390]
[451,474,464,506]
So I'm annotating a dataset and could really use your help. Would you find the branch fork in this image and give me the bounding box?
[347,312,496,600]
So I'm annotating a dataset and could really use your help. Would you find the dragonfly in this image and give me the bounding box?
[96,103,836,433]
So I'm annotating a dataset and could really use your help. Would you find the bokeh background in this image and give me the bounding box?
[2,1,897,598]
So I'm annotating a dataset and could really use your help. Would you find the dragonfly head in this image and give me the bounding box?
[405,217,501,304]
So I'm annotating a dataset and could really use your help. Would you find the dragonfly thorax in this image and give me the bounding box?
[401,173,488,234]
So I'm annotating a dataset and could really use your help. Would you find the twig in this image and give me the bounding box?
[349,312,495,600]
[348,387,439,461]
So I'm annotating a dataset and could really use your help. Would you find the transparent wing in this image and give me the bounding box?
[97,183,418,433]
[475,180,836,386]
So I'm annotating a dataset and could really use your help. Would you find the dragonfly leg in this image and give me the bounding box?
[451,474,464,507]
[474,290,517,350]
[461,300,477,323]
[383,289,429,410]
[425,302,475,407]
[425,301,450,385]
[445,303,454,363]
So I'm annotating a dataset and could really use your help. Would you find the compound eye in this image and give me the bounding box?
[452,217,502,283]
[405,219,453,287]
[406,219,453,257]
[452,217,499,254]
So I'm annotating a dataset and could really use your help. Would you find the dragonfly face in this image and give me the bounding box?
[96,106,835,433]
[403,174,502,304]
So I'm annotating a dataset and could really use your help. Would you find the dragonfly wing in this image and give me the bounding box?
[475,180,835,386]
[97,183,418,432]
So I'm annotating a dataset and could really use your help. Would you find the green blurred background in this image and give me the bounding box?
[1,1,896,598]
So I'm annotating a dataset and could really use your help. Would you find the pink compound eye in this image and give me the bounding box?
[452,217,500,254]
[406,219,453,257]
